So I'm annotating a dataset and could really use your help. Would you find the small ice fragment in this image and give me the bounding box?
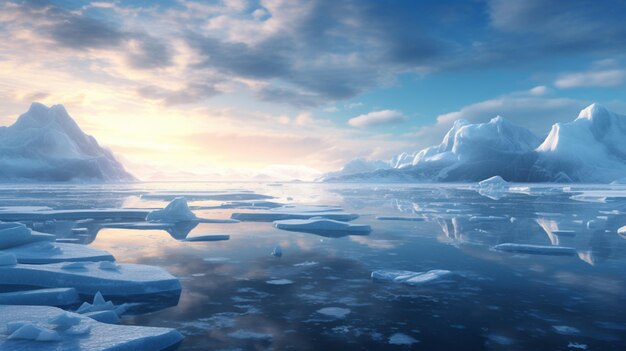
[271,245,282,257]
[553,325,580,335]
[371,269,451,285]
[8,323,61,342]
[568,342,587,350]
[388,333,418,345]
[317,307,350,319]
[266,279,293,285]
[66,324,91,335]
[294,261,318,267]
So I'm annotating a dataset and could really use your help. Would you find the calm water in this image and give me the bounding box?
[3,182,626,350]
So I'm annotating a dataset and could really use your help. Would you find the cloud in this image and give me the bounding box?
[555,69,626,88]
[348,110,408,128]
[136,83,220,105]
[488,0,626,53]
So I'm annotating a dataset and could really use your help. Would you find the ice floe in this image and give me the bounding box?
[371,269,452,285]
[0,305,183,350]
[316,307,351,319]
[3,241,114,264]
[273,217,371,235]
[0,261,181,296]
[232,211,359,222]
[184,234,230,242]
[376,216,424,221]
[266,279,293,285]
[493,243,577,256]
[388,333,418,345]
[0,288,79,307]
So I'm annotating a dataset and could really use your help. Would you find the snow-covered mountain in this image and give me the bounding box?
[0,103,135,182]
[324,103,626,183]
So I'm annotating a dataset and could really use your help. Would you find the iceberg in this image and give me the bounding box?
[0,103,134,182]
[0,261,181,296]
[0,305,183,350]
[493,243,577,256]
[146,197,197,222]
[273,218,371,235]
[371,269,452,285]
[323,104,626,183]
[184,234,230,242]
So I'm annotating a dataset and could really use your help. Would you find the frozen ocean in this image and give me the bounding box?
[1,181,626,351]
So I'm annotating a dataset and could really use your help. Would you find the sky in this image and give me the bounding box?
[0,0,625,181]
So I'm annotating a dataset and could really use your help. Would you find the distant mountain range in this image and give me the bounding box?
[322,103,626,183]
[0,103,135,182]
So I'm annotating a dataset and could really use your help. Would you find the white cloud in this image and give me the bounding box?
[528,85,548,95]
[555,69,626,88]
[348,109,408,128]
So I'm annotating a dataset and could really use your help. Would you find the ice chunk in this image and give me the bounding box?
[99,261,120,271]
[552,325,580,335]
[388,333,418,345]
[494,243,577,256]
[8,323,61,342]
[0,305,183,350]
[271,245,282,257]
[568,342,588,350]
[232,211,359,222]
[76,292,125,316]
[3,241,114,264]
[0,288,79,306]
[0,261,181,296]
[0,222,54,249]
[266,279,293,285]
[184,234,230,242]
[476,176,509,199]
[371,269,452,285]
[376,216,424,222]
[0,252,17,266]
[273,218,371,235]
[146,197,197,222]
[316,307,351,319]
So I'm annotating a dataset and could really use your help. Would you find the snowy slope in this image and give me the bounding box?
[0,103,135,182]
[324,104,626,183]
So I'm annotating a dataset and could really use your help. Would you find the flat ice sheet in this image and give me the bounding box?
[232,212,359,222]
[0,261,181,296]
[494,243,577,256]
[0,305,183,351]
[3,241,114,264]
[273,218,371,234]
[371,269,452,285]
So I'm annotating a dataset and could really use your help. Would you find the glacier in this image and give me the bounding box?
[323,104,626,183]
[0,103,135,182]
